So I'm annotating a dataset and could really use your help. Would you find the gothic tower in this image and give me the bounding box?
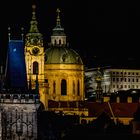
[25,5,46,106]
[44,9,85,102]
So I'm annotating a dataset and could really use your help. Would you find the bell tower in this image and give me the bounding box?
[25,4,45,106]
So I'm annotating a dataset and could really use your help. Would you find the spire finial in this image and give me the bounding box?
[56,8,61,27]
[8,27,11,41]
[32,4,36,20]
[21,27,24,40]
[29,4,39,33]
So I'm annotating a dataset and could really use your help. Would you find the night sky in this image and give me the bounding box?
[0,1,140,68]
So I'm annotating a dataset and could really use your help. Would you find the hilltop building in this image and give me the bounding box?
[85,67,140,95]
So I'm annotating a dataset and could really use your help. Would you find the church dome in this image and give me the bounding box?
[45,46,83,64]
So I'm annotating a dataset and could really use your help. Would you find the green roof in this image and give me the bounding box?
[45,46,83,64]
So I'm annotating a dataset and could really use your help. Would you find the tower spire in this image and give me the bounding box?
[56,8,61,27]
[25,4,43,47]
[29,4,39,33]
[51,8,66,46]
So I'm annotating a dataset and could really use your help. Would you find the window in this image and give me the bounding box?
[59,39,61,45]
[45,79,48,83]
[73,81,75,95]
[33,61,39,74]
[54,40,57,45]
[113,78,115,81]
[61,79,67,95]
[125,78,127,82]
[77,80,80,96]
[53,81,56,94]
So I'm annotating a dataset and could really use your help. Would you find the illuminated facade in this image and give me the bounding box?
[0,93,40,140]
[85,68,140,94]
[25,6,84,108]
[25,5,46,107]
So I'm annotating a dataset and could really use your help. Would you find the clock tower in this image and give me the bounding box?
[25,5,46,107]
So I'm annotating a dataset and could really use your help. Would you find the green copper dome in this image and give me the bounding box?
[45,46,83,64]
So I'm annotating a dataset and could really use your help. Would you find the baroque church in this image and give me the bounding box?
[1,4,140,139]
[25,5,85,109]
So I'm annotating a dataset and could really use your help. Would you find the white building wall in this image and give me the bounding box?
[85,68,140,94]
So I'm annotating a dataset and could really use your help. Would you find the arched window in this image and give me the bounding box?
[61,79,67,95]
[59,39,61,45]
[73,81,75,95]
[33,61,39,74]
[77,80,80,96]
[53,81,56,94]
[54,40,57,45]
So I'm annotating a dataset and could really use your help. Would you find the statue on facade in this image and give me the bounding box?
[95,68,103,102]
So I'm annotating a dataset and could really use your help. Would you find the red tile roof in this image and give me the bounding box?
[48,100,140,118]
[87,102,140,117]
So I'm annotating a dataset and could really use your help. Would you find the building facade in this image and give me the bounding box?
[25,6,85,109]
[85,68,140,94]
[24,5,46,107]
[0,93,40,140]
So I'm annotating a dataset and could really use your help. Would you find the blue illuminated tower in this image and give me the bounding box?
[5,28,27,89]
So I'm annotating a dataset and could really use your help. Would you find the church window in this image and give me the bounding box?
[61,79,67,95]
[54,40,57,45]
[53,81,56,94]
[33,61,39,74]
[59,39,61,45]
[77,80,80,96]
[45,79,48,83]
[73,81,75,95]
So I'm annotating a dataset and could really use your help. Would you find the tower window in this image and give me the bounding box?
[61,79,67,95]
[77,80,80,96]
[33,61,39,74]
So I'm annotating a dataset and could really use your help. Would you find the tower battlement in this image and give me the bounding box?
[0,92,39,104]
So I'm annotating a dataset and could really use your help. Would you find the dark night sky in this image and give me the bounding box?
[0,1,140,68]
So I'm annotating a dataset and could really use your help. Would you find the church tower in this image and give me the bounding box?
[44,9,85,102]
[25,5,45,105]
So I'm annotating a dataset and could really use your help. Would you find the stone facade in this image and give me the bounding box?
[0,93,40,140]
